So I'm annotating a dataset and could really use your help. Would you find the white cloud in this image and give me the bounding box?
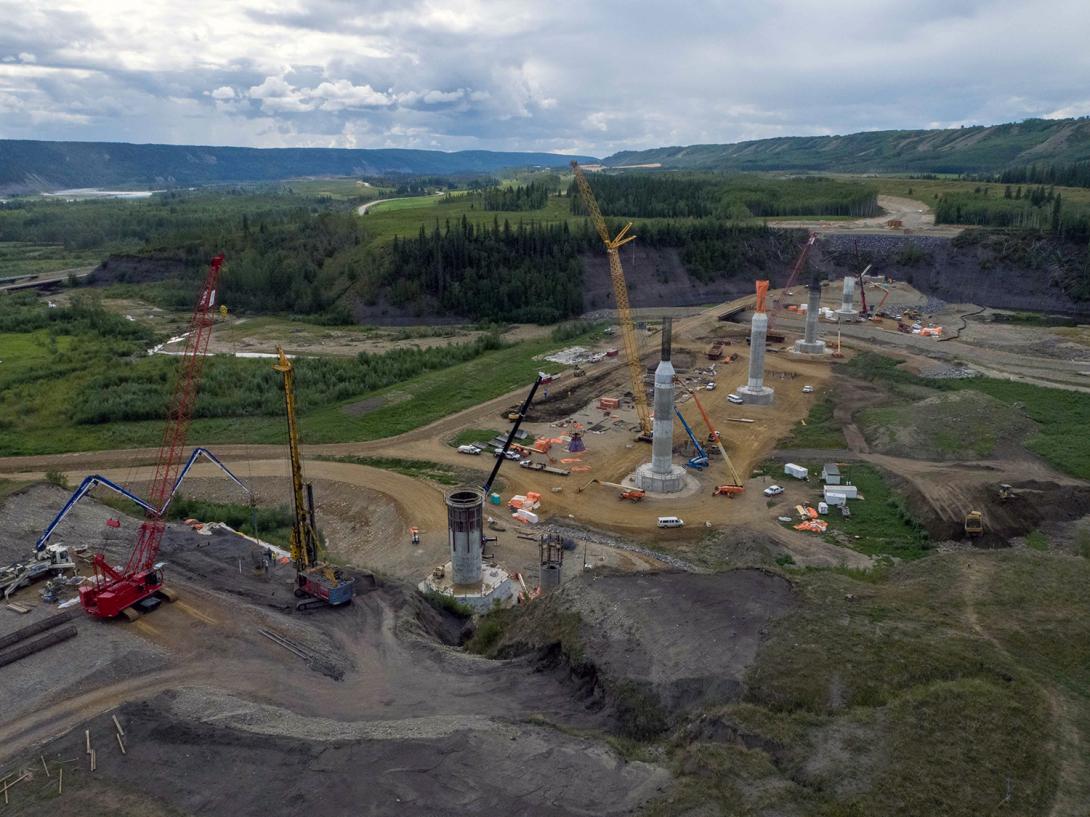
[1046,102,1090,119]
[0,0,1089,154]
[311,79,391,110]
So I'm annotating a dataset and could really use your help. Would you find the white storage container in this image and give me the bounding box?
[784,463,809,480]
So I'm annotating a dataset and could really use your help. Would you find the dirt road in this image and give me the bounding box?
[769,194,963,237]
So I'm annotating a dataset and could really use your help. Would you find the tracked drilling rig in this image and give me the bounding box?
[273,346,355,609]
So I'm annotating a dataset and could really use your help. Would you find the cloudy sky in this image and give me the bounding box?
[1,0,1088,157]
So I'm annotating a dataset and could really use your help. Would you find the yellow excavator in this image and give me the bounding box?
[273,346,355,609]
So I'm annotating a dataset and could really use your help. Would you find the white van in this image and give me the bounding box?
[727,394,744,405]
[657,516,685,528]
[457,444,482,455]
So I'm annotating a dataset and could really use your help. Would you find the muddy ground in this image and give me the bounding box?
[497,569,798,715]
[0,485,794,816]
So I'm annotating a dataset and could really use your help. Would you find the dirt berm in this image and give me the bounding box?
[486,568,798,736]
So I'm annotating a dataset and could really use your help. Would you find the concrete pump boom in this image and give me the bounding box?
[35,448,249,553]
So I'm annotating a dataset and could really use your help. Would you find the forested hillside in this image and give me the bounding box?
[606,118,1090,174]
[569,174,879,219]
[0,139,596,194]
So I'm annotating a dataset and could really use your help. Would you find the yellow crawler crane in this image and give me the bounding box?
[273,346,355,609]
[570,161,652,441]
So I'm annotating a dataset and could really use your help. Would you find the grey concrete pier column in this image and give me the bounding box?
[737,282,775,405]
[635,316,686,493]
[794,272,827,355]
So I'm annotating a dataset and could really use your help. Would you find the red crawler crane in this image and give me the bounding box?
[769,232,817,328]
[79,254,225,620]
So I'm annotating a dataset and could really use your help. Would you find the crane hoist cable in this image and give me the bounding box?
[570,161,652,440]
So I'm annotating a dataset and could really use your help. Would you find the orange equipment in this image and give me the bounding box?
[755,279,769,314]
[713,485,744,497]
[680,383,744,495]
[619,489,646,502]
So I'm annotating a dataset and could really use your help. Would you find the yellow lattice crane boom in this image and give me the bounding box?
[571,161,651,438]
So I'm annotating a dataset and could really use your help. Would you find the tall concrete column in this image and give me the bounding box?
[794,272,827,354]
[837,276,858,321]
[447,489,483,586]
[635,317,685,493]
[737,281,774,405]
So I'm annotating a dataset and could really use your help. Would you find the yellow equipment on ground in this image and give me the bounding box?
[273,346,355,608]
[964,511,984,537]
[570,161,651,440]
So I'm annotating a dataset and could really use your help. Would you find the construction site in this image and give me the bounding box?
[1,167,1089,816]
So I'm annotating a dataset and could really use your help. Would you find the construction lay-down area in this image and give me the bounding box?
[1,174,1090,817]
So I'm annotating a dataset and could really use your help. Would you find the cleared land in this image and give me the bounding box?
[1,255,1090,814]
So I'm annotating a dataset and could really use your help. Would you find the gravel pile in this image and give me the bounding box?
[919,365,980,379]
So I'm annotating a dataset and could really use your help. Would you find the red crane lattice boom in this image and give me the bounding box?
[769,232,816,328]
[80,254,225,619]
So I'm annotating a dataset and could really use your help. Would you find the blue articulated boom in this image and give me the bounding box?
[35,447,251,552]
[159,447,250,517]
[674,407,709,470]
[36,476,158,552]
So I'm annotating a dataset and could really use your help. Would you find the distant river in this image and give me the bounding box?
[42,188,162,200]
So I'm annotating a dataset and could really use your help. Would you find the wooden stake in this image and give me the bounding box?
[41,754,50,777]
[85,729,91,755]
[116,733,126,755]
[0,772,30,798]
[90,749,96,772]
[58,767,63,795]
[112,714,125,737]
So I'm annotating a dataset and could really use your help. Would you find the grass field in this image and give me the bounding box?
[360,193,580,245]
[277,178,388,201]
[449,428,502,447]
[845,352,1090,479]
[0,242,105,279]
[818,463,930,560]
[319,455,473,486]
[778,397,846,449]
[0,328,585,456]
